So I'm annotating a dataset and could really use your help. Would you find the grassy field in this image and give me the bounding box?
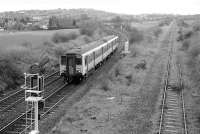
[0,29,79,50]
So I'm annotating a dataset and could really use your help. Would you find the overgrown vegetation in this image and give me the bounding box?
[126,25,143,44]
[180,39,190,51]
[158,19,172,27]
[0,58,23,92]
[79,22,98,36]
[101,79,111,91]
[114,66,121,77]
[135,60,147,70]
[125,74,133,86]
[177,19,189,28]
[52,32,78,43]
[153,27,162,38]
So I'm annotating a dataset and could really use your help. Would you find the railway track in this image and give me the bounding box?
[0,71,60,113]
[0,71,61,133]
[0,83,72,134]
[158,23,188,134]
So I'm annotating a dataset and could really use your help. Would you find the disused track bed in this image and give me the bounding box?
[158,24,188,134]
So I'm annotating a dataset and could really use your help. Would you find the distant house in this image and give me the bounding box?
[32,16,42,22]
[0,27,4,31]
[40,25,48,30]
[27,22,33,25]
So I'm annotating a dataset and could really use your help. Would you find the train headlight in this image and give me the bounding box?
[77,70,81,73]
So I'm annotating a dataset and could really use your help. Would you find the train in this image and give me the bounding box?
[60,35,119,83]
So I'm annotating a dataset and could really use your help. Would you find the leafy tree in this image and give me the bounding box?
[48,16,59,29]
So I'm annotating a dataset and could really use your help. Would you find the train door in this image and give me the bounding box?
[66,54,76,81]
[60,56,67,75]
[85,56,88,73]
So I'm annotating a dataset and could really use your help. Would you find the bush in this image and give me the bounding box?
[52,32,78,43]
[181,40,190,51]
[115,66,121,77]
[153,27,162,38]
[43,41,54,48]
[54,46,65,58]
[83,36,92,43]
[5,47,37,64]
[80,26,94,36]
[0,58,23,90]
[135,60,146,70]
[193,24,200,32]
[188,43,200,59]
[184,31,193,39]
[101,79,111,91]
[125,74,133,86]
[21,41,32,48]
[79,21,99,37]
[158,20,171,27]
[127,27,143,44]
[177,30,194,42]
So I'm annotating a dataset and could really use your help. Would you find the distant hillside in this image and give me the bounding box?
[0,8,118,20]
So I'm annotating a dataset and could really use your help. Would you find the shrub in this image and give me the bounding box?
[79,21,99,37]
[177,30,194,42]
[115,66,121,77]
[135,60,146,70]
[21,41,32,48]
[128,27,143,44]
[181,40,190,51]
[153,27,162,38]
[101,79,111,91]
[83,36,92,43]
[43,41,54,48]
[125,74,133,86]
[0,58,23,90]
[5,47,37,64]
[184,31,193,39]
[188,43,200,59]
[158,20,171,27]
[80,26,94,36]
[52,32,78,43]
[54,46,65,58]
[193,24,200,32]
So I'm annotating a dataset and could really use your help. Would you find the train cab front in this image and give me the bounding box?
[60,53,83,83]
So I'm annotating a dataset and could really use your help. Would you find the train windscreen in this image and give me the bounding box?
[76,55,82,65]
[61,56,67,65]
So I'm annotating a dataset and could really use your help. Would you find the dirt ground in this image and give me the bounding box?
[46,24,171,134]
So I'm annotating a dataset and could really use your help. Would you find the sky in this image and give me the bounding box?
[0,0,200,15]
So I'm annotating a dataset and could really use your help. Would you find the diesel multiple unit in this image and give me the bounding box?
[60,35,119,82]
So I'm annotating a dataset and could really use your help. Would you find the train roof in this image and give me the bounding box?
[66,35,117,55]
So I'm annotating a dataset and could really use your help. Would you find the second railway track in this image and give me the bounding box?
[158,22,188,134]
[0,71,61,132]
[0,71,60,112]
